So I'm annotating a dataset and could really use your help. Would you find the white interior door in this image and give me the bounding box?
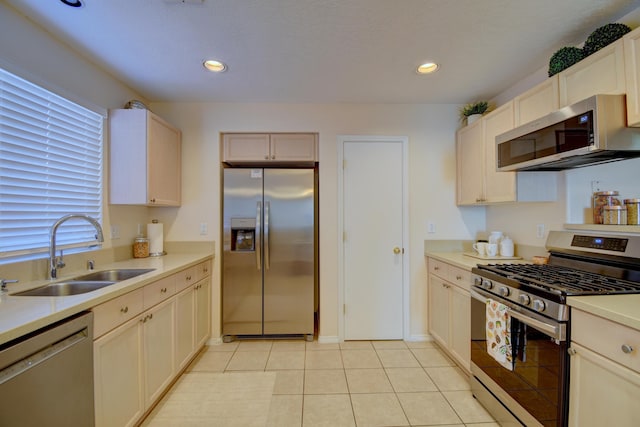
[341,137,406,340]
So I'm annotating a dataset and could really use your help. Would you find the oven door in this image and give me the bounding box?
[470,287,568,427]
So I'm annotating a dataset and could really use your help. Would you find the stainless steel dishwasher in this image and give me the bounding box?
[0,311,94,426]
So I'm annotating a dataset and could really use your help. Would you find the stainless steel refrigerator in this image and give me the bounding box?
[222,168,316,340]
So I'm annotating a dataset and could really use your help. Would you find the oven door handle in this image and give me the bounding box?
[470,288,566,341]
[506,308,563,340]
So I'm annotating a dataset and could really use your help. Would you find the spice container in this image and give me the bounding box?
[133,237,150,258]
[625,199,640,225]
[592,191,621,224]
[603,205,627,225]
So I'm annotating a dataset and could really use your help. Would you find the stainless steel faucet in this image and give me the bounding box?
[49,214,105,279]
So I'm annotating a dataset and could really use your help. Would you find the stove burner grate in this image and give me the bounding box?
[478,263,640,296]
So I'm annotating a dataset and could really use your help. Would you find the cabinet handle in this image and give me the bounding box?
[271,155,276,159]
[434,266,440,271]
[264,155,269,160]
[121,306,128,314]
[149,198,156,203]
[567,347,577,356]
[186,275,192,281]
[161,287,167,293]
[456,275,462,280]
[621,344,634,354]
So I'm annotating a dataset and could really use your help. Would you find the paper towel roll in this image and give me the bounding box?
[147,221,164,256]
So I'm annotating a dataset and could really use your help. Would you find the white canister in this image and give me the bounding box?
[500,236,514,257]
[489,231,503,245]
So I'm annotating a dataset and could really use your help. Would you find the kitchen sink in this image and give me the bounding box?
[13,281,117,297]
[72,268,155,282]
[12,268,156,297]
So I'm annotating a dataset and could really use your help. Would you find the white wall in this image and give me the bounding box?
[149,102,486,340]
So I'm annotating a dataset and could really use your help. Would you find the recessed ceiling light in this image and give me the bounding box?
[203,60,227,73]
[60,0,83,7]
[417,62,439,74]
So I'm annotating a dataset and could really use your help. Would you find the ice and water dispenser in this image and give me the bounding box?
[230,218,256,251]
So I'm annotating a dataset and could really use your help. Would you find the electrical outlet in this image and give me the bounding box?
[200,222,208,235]
[110,225,120,239]
[536,224,545,239]
[427,222,436,234]
[591,180,601,193]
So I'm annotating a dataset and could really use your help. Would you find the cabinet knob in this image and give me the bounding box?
[149,198,156,203]
[567,347,577,356]
[271,155,276,159]
[621,344,634,354]
[264,155,269,160]
[120,306,128,314]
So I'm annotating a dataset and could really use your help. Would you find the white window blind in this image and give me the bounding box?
[0,68,103,261]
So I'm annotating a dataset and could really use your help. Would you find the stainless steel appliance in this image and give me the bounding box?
[470,231,640,427]
[222,168,316,341]
[0,311,94,426]
[496,94,640,171]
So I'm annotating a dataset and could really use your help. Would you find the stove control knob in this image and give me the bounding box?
[499,287,510,297]
[519,294,531,306]
[474,277,483,287]
[533,299,546,312]
[481,279,493,290]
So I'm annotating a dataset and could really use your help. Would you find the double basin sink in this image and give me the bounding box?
[13,268,156,297]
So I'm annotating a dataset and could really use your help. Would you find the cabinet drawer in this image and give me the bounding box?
[448,266,471,291]
[428,258,449,280]
[175,266,197,293]
[195,260,211,282]
[572,309,640,373]
[143,275,176,310]
[93,288,144,338]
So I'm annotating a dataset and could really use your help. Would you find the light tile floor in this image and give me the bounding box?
[144,340,498,427]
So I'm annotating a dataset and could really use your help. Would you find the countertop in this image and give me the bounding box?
[425,251,530,270]
[568,294,640,331]
[0,252,213,346]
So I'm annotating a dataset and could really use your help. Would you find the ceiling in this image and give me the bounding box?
[5,0,640,104]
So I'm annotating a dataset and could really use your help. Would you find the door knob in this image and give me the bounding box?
[393,247,401,254]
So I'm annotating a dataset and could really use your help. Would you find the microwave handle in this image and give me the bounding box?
[470,288,565,341]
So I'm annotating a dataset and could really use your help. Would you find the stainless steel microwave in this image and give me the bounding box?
[496,94,640,171]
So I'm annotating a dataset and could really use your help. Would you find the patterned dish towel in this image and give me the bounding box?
[485,298,513,371]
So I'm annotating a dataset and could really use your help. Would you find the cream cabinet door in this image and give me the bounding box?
[449,284,470,371]
[569,342,640,427]
[270,133,317,161]
[195,278,212,348]
[94,318,144,427]
[456,120,484,205]
[222,133,271,162]
[142,298,175,408]
[147,113,182,205]
[175,286,196,372]
[483,101,516,203]
[624,27,640,127]
[514,75,560,126]
[559,41,626,107]
[428,275,450,347]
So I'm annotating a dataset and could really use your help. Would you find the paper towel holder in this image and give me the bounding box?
[148,219,166,257]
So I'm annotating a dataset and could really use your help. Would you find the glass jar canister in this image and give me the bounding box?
[593,191,621,224]
[625,199,640,225]
[133,237,150,258]
[603,205,627,225]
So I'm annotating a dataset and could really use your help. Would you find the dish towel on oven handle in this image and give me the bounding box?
[485,298,514,371]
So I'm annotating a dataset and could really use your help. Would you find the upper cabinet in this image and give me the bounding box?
[624,26,640,127]
[110,109,182,206]
[558,40,626,107]
[514,75,560,126]
[223,133,318,164]
[456,101,557,206]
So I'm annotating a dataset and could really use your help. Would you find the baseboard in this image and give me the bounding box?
[405,334,433,342]
[317,335,340,344]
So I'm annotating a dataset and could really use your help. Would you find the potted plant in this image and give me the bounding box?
[460,101,489,125]
[548,46,584,77]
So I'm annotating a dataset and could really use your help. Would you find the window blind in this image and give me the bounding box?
[0,68,103,261]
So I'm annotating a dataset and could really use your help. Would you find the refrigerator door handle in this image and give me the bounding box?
[265,201,271,270]
[256,201,262,270]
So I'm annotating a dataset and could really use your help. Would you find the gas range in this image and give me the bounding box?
[472,230,640,322]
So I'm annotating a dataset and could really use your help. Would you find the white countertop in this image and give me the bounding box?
[0,252,213,345]
[568,294,640,331]
[425,251,530,270]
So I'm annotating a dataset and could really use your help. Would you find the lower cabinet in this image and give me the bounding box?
[427,257,471,371]
[93,260,212,427]
[568,309,640,426]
